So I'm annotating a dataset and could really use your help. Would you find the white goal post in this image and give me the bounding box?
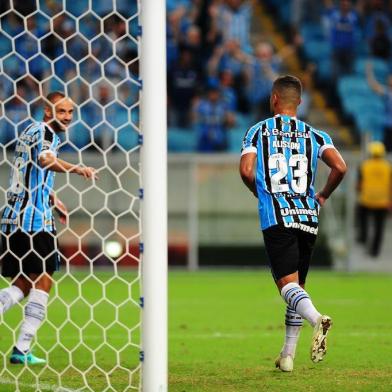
[140,0,168,391]
[0,0,167,391]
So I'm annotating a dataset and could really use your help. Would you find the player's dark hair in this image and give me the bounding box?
[272,75,302,97]
[46,91,66,104]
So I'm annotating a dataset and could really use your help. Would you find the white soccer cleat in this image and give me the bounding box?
[275,354,294,372]
[311,315,332,363]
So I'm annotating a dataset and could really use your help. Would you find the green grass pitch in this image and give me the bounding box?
[0,269,390,391]
[168,270,392,392]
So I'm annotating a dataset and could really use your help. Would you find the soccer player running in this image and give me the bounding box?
[240,75,347,372]
[0,92,97,365]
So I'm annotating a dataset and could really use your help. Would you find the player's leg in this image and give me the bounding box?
[277,229,321,327]
[278,271,322,328]
[263,226,302,372]
[0,232,30,315]
[298,230,332,363]
[275,302,303,372]
[370,208,387,257]
[12,275,32,296]
[357,205,368,244]
[0,281,25,315]
[277,229,333,363]
[278,261,310,366]
[11,232,58,365]
[11,272,53,365]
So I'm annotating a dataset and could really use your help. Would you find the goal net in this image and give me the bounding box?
[0,1,142,390]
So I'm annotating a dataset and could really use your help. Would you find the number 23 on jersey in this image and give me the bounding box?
[268,153,308,194]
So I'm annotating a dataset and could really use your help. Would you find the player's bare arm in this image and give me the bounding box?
[50,193,68,225]
[239,152,258,198]
[316,148,347,206]
[39,152,98,180]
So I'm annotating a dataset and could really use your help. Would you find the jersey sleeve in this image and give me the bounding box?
[314,129,335,158]
[241,123,260,155]
[39,125,58,158]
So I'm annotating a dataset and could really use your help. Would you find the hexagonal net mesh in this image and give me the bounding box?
[0,1,141,391]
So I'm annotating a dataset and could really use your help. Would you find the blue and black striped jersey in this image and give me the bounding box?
[242,114,335,233]
[1,122,60,233]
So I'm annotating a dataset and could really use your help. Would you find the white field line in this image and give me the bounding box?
[36,334,138,342]
[166,331,391,339]
[0,377,77,392]
[34,331,391,342]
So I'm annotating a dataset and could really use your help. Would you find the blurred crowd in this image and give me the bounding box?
[266,0,392,148]
[0,0,139,151]
[1,0,391,152]
[166,0,298,152]
[287,0,392,70]
[0,0,298,153]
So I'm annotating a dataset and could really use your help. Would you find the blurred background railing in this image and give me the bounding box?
[2,151,389,272]
[169,152,392,273]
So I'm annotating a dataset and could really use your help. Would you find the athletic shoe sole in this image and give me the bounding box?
[311,315,332,363]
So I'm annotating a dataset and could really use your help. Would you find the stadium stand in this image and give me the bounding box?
[0,0,140,150]
[2,0,391,151]
[264,0,392,146]
[164,0,311,152]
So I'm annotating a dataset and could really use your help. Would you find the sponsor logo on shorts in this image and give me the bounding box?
[280,207,318,217]
[284,221,318,234]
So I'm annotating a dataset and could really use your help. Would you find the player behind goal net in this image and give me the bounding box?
[0,1,142,390]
